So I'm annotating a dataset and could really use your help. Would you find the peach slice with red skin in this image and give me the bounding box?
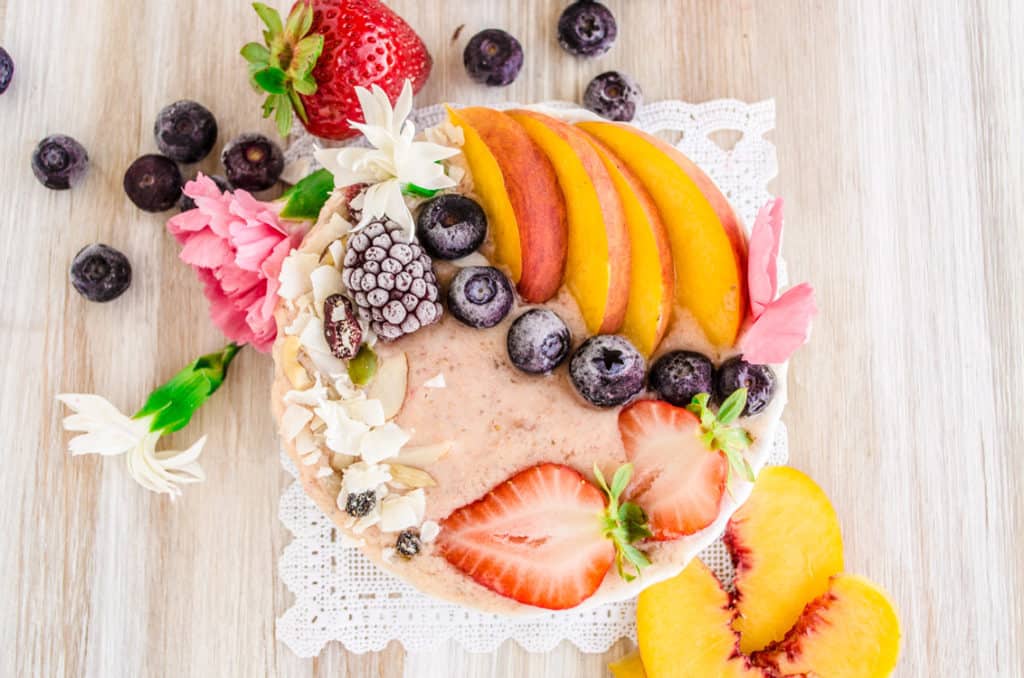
[577,121,747,347]
[447,107,567,303]
[507,110,631,334]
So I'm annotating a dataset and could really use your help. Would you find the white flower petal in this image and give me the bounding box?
[393,81,414,132]
[67,429,138,457]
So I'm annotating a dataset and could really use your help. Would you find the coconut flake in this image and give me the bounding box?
[420,520,440,543]
[299,318,348,378]
[277,251,320,300]
[301,213,351,256]
[380,489,426,532]
[294,429,319,456]
[310,265,344,318]
[281,404,313,441]
[284,374,330,407]
[359,422,410,464]
[381,547,397,564]
[423,373,446,389]
[316,399,371,455]
[343,399,386,427]
[315,466,335,479]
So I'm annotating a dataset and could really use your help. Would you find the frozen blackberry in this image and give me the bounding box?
[31,135,89,190]
[221,133,283,192]
[715,357,776,417]
[507,309,571,374]
[344,490,377,518]
[70,244,132,303]
[0,47,13,95]
[583,71,643,122]
[178,174,230,212]
[123,154,183,212]
[463,29,524,86]
[569,335,645,407]
[648,350,715,407]
[342,219,443,341]
[558,0,618,57]
[416,194,488,260]
[447,266,514,329]
[154,100,218,163]
[395,530,422,558]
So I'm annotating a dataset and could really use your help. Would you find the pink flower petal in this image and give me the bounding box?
[178,229,234,270]
[739,283,817,364]
[747,198,784,318]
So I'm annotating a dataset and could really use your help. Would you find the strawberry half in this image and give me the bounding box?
[242,0,432,141]
[619,400,728,540]
[437,463,616,610]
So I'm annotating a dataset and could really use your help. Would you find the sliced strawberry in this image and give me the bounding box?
[619,400,727,540]
[436,463,615,610]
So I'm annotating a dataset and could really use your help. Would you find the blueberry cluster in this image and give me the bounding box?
[649,352,777,417]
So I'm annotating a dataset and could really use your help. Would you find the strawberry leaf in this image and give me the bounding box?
[252,2,283,35]
[280,169,335,221]
[253,66,288,94]
[274,102,294,139]
[688,391,756,492]
[718,388,748,425]
[595,463,652,582]
[240,42,271,65]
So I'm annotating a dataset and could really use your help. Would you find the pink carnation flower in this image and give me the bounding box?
[166,174,308,352]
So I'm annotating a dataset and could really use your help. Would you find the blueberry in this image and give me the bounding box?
[416,194,488,260]
[154,100,218,163]
[123,154,183,212]
[0,47,13,95]
[715,357,776,417]
[583,71,643,122]
[463,29,524,87]
[447,266,514,329]
[507,309,571,374]
[558,0,618,57]
[179,174,230,212]
[221,133,284,192]
[569,335,645,407]
[648,351,715,407]
[70,244,132,303]
[31,135,89,190]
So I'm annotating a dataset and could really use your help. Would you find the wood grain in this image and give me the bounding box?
[1,0,1021,676]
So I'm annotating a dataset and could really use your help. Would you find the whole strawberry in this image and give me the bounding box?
[242,0,432,141]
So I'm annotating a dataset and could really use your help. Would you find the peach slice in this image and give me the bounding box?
[583,133,675,355]
[447,107,567,303]
[508,110,631,334]
[608,651,647,678]
[725,466,845,653]
[577,121,747,347]
[754,575,902,678]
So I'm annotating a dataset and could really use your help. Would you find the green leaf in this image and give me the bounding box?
[597,462,651,582]
[292,73,318,96]
[287,88,310,125]
[261,93,278,118]
[280,169,335,220]
[403,183,441,199]
[240,42,271,65]
[610,463,632,499]
[284,1,314,42]
[291,35,324,78]
[253,66,288,94]
[274,100,294,137]
[134,344,242,434]
[348,344,378,386]
[718,388,748,425]
[252,2,283,35]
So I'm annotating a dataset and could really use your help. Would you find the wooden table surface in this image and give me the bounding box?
[2,0,1022,676]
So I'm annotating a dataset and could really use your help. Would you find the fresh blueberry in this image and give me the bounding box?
[221,133,284,192]
[178,174,230,212]
[0,47,13,95]
[507,309,571,374]
[648,350,715,407]
[463,29,524,87]
[715,357,776,417]
[558,0,618,57]
[447,266,514,329]
[416,194,488,260]
[123,154,183,212]
[31,135,89,190]
[569,335,645,407]
[154,100,218,163]
[583,71,643,122]
[70,244,132,303]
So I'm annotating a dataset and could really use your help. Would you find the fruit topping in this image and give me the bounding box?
[179,174,230,212]
[242,0,432,140]
[463,29,524,87]
[569,335,645,407]
[557,0,618,57]
[583,71,643,122]
[648,350,714,408]
[344,489,377,517]
[31,135,89,190]
[221,133,283,192]
[154,100,218,163]
[416,194,488,260]
[123,154,183,212]
[436,463,615,610]
[395,529,422,558]
[70,244,132,303]
[342,218,443,340]
[446,266,514,329]
[322,294,362,360]
[715,357,775,416]
[506,309,572,374]
[0,47,13,94]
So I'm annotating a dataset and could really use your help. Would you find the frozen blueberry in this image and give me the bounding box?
[154,100,218,163]
[558,0,618,57]
[179,174,230,212]
[715,357,776,417]
[395,530,422,558]
[344,490,377,518]
[123,154,183,212]
[463,29,524,86]
[583,71,643,122]
[416,194,488,260]
[507,309,571,374]
[648,350,714,407]
[31,135,89,190]
[0,47,13,95]
[70,244,132,303]
[221,133,284,192]
[447,266,514,329]
[569,335,645,407]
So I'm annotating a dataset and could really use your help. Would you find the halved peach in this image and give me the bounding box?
[508,110,631,334]
[447,107,567,303]
[608,651,647,678]
[577,121,746,347]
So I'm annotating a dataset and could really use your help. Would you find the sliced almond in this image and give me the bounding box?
[387,463,437,489]
[396,441,454,467]
[367,352,408,420]
[319,472,342,499]
[282,336,313,390]
[330,452,356,472]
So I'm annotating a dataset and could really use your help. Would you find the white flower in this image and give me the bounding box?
[57,394,205,499]
[315,80,460,238]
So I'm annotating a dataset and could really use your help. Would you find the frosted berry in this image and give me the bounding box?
[123,154,183,212]
[463,29,524,86]
[648,351,714,407]
[416,194,487,260]
[0,47,13,95]
[569,335,645,407]
[507,309,571,374]
[221,133,283,192]
[715,357,776,417]
[583,71,643,122]
[70,244,132,303]
[447,266,514,329]
[154,100,218,163]
[31,135,89,190]
[558,0,618,57]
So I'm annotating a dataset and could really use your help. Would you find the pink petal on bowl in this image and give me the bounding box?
[747,198,785,318]
[178,229,234,270]
[739,282,817,364]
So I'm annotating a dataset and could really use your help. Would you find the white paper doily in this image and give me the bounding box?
[277,99,781,657]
